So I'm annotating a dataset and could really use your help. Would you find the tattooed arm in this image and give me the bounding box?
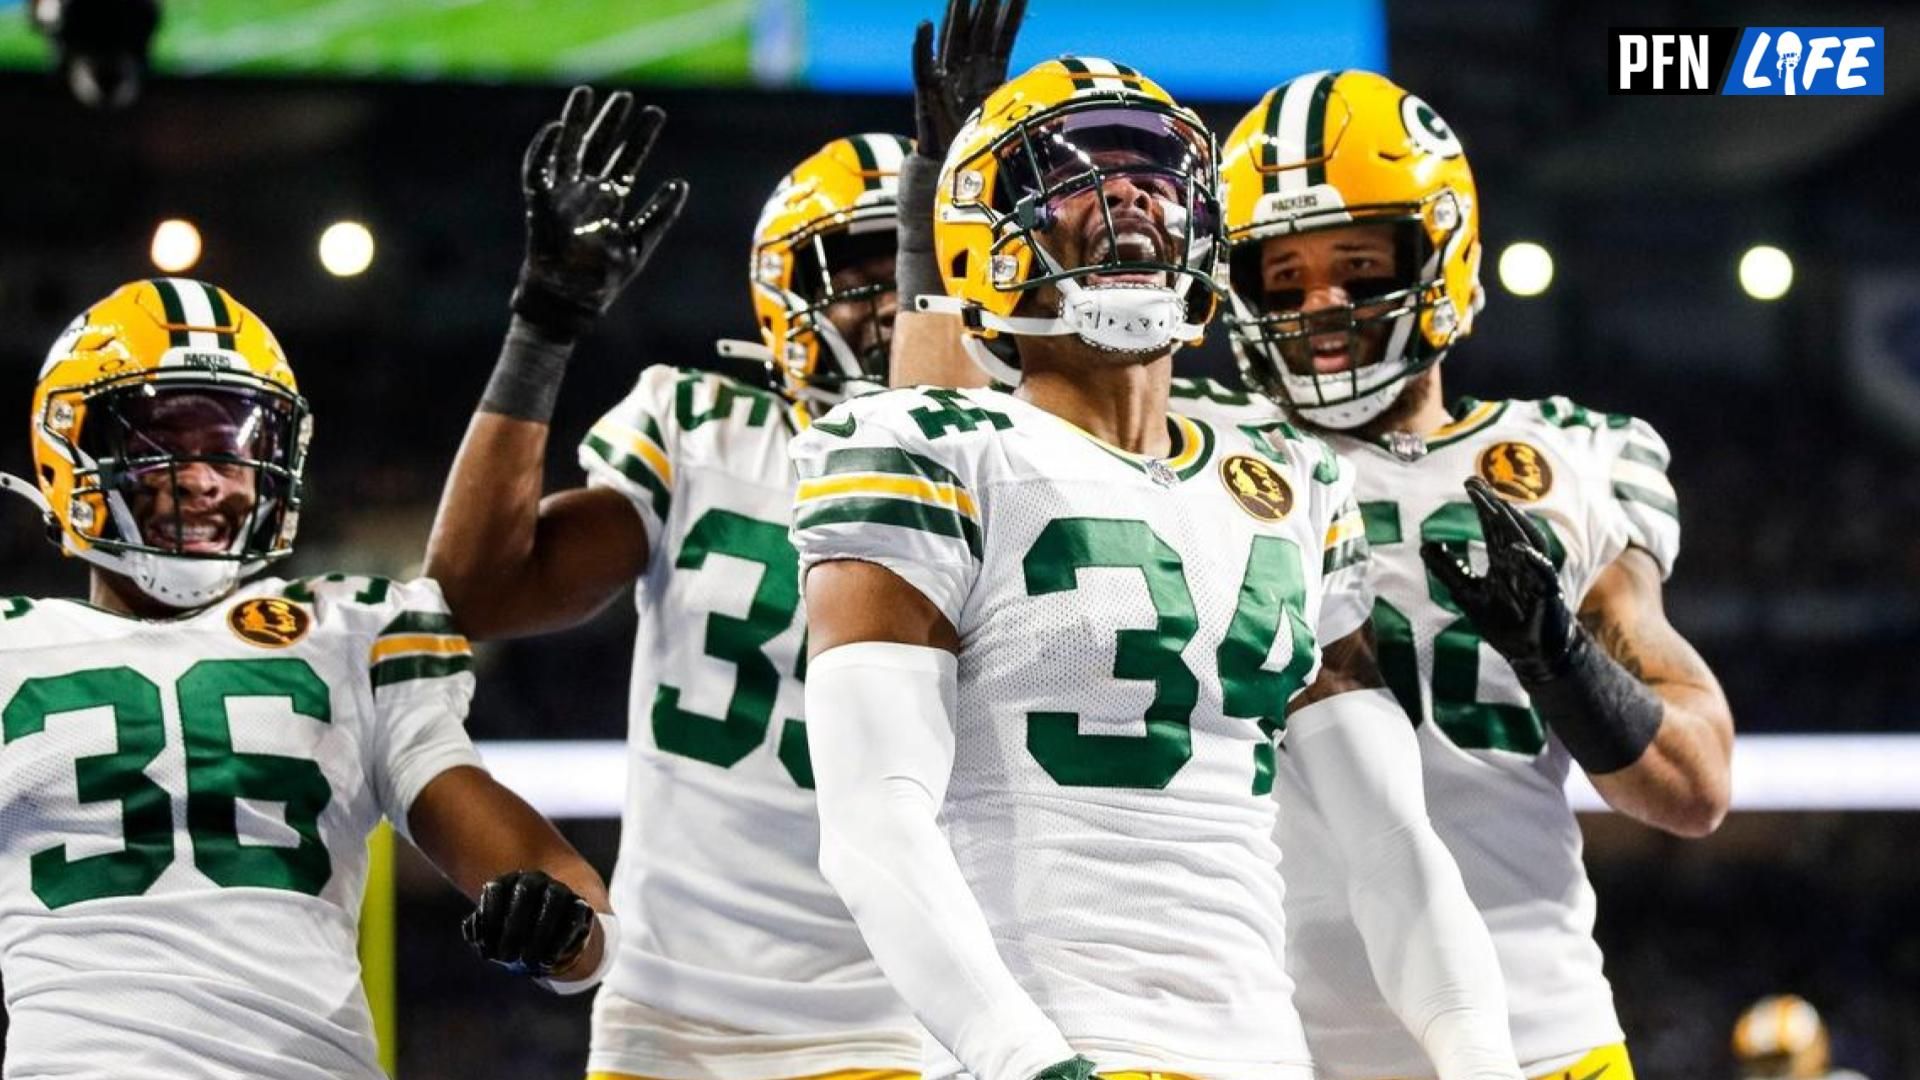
[1576,546,1734,836]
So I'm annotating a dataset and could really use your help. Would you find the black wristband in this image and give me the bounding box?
[1520,627,1664,774]
[895,152,944,305]
[509,280,600,343]
[480,316,575,424]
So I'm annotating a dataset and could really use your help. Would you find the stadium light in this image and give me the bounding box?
[1739,244,1793,300]
[1497,241,1554,297]
[149,218,201,273]
[319,221,375,277]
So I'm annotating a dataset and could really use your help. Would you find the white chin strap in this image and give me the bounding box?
[1291,371,1412,430]
[100,549,247,609]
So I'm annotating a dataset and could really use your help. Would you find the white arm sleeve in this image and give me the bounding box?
[1287,689,1522,1080]
[807,642,1075,1080]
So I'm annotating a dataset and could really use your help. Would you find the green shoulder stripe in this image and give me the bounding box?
[2,597,33,620]
[379,609,458,637]
[1323,536,1368,575]
[1617,440,1670,471]
[801,445,965,488]
[583,429,673,520]
[371,653,474,690]
[794,495,983,560]
[1613,481,1679,519]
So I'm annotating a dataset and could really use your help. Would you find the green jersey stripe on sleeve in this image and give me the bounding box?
[794,495,983,560]
[583,430,673,520]
[801,446,966,489]
[1617,440,1671,471]
[370,653,475,691]
[378,610,459,637]
[1613,480,1679,518]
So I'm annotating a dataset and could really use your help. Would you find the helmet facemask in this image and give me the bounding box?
[1227,206,1456,430]
[772,222,898,407]
[957,102,1223,380]
[57,374,308,607]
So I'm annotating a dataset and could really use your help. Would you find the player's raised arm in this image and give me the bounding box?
[1286,623,1524,1080]
[425,86,689,640]
[1423,477,1734,836]
[888,0,1023,389]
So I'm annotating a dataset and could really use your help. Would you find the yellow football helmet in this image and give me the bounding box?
[931,56,1223,384]
[1,279,310,608]
[1219,69,1483,429]
[746,133,908,407]
[1734,994,1837,1079]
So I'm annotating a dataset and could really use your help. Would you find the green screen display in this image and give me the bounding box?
[0,0,760,83]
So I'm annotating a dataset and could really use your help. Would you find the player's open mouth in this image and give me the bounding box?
[1309,332,1354,373]
[151,517,233,554]
[1084,230,1168,286]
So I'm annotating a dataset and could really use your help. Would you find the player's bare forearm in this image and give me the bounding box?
[1577,547,1733,836]
[408,766,609,909]
[1289,621,1387,714]
[425,412,647,641]
[889,310,989,389]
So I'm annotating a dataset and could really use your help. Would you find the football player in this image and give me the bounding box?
[794,58,1522,1080]
[0,279,614,1079]
[1215,70,1736,1080]
[422,88,924,1079]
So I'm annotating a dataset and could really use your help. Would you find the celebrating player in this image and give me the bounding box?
[423,88,924,1080]
[794,58,1522,1080]
[1216,69,1736,1079]
[0,279,613,1079]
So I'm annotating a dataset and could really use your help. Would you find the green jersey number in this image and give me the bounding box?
[651,508,814,788]
[2,659,335,910]
[1021,518,1314,791]
[1363,500,1566,755]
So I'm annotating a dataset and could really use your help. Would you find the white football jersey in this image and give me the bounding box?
[1275,396,1681,1077]
[578,366,918,1079]
[0,575,480,1080]
[789,384,1372,1080]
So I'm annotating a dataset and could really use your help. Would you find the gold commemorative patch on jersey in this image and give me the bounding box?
[1219,454,1294,521]
[1477,441,1553,502]
[229,597,311,648]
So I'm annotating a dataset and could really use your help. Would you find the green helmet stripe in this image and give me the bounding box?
[1304,72,1338,188]
[148,279,191,347]
[197,281,238,350]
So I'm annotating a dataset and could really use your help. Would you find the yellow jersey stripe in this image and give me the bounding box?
[589,420,674,486]
[369,633,471,664]
[796,473,980,520]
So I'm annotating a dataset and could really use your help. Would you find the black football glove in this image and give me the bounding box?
[511,86,690,342]
[461,869,596,978]
[910,0,1028,158]
[1030,1056,1099,1080]
[1419,476,1575,685]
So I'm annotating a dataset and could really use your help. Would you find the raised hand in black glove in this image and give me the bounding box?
[512,86,690,342]
[462,869,596,978]
[1420,476,1573,686]
[911,0,1027,158]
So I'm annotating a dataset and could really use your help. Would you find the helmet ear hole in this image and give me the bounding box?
[949,251,969,282]
[39,465,54,484]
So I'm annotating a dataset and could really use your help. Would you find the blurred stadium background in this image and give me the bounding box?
[2,0,1918,1076]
